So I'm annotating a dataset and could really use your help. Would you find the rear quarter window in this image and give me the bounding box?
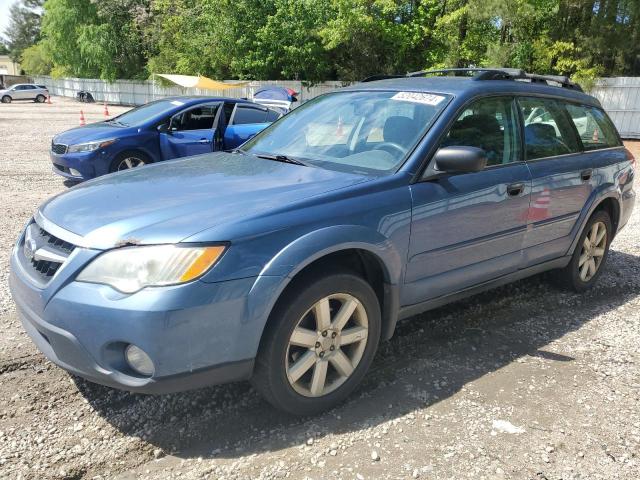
[565,104,621,150]
[518,97,581,160]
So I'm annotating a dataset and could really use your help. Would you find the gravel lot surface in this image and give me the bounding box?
[0,97,639,480]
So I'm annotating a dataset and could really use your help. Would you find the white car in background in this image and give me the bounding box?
[0,83,49,103]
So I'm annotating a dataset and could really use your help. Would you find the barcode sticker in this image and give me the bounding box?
[391,92,445,106]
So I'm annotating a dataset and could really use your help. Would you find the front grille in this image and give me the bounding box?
[51,143,68,155]
[20,223,76,283]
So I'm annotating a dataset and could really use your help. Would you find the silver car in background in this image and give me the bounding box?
[0,84,49,103]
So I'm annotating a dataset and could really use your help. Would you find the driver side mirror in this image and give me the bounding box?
[157,123,170,133]
[434,146,487,173]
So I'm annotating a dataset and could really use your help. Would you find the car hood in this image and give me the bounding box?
[39,152,371,249]
[53,122,127,145]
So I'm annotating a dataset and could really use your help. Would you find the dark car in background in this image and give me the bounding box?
[50,96,281,181]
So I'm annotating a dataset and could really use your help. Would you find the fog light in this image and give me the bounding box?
[69,168,81,176]
[124,344,154,376]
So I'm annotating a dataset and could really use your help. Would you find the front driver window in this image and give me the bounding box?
[171,104,219,131]
[441,96,520,167]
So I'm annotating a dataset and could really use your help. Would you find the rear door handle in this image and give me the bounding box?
[581,169,593,181]
[197,139,212,144]
[507,183,525,197]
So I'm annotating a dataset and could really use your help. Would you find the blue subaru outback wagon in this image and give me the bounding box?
[10,69,635,415]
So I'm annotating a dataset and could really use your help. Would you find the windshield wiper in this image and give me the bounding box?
[254,153,308,166]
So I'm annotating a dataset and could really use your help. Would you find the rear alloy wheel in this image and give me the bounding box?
[1,95,11,104]
[35,94,46,103]
[252,271,381,416]
[578,221,607,282]
[554,209,612,292]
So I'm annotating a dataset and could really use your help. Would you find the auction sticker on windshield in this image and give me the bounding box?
[391,92,446,106]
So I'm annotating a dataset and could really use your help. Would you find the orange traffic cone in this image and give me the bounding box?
[592,128,599,143]
[79,110,86,126]
[47,95,52,105]
[103,101,110,118]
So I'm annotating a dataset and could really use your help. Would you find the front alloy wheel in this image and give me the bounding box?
[286,294,368,397]
[252,271,381,416]
[116,156,146,171]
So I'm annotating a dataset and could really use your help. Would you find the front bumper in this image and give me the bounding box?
[50,149,112,181]
[9,237,280,393]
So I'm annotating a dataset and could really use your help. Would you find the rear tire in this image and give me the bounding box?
[35,94,45,103]
[252,270,381,416]
[1,95,11,104]
[553,209,612,292]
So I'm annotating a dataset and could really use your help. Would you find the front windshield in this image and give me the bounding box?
[111,99,185,126]
[243,90,450,174]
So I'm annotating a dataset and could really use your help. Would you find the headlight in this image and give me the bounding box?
[67,138,117,153]
[77,245,226,293]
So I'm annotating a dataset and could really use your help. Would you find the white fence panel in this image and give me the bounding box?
[32,75,640,138]
[592,77,640,139]
[32,75,350,108]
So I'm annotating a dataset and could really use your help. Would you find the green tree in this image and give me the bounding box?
[20,43,52,74]
[28,0,640,81]
[41,0,149,80]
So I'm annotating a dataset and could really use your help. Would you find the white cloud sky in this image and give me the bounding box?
[0,0,17,40]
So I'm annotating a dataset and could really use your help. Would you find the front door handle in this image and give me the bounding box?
[507,183,525,197]
[197,139,212,144]
[581,169,593,181]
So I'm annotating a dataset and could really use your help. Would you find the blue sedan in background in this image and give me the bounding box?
[50,97,281,181]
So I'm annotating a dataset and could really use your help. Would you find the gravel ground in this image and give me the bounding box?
[0,97,639,480]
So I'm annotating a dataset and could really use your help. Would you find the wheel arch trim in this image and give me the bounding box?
[567,185,622,255]
[247,225,403,347]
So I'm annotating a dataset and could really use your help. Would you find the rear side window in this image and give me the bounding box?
[233,106,267,125]
[518,98,580,160]
[565,104,621,150]
[441,96,521,167]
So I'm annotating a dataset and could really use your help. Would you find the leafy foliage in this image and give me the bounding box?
[11,0,640,83]
[20,43,52,74]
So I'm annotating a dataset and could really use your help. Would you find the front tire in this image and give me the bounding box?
[1,95,11,104]
[554,209,612,292]
[252,270,381,416]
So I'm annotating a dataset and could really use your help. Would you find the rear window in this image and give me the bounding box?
[565,104,621,150]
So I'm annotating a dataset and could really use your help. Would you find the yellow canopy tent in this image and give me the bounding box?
[155,74,249,90]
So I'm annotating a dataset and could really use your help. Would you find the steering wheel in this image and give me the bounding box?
[372,142,407,157]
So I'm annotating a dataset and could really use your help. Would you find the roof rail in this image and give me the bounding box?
[362,68,583,92]
[361,74,405,82]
